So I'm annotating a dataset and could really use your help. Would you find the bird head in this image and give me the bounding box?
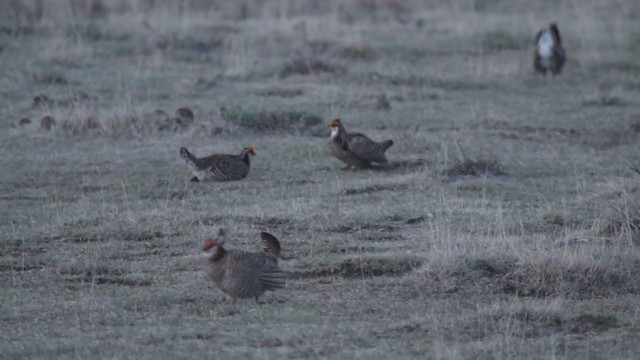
[203,229,226,251]
[329,119,342,128]
[242,146,256,156]
[329,119,343,138]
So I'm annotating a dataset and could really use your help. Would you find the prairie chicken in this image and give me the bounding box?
[180,146,255,182]
[533,22,566,76]
[328,119,393,169]
[202,229,285,303]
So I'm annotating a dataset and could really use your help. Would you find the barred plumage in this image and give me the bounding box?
[179,146,255,182]
[202,229,286,302]
[328,119,393,169]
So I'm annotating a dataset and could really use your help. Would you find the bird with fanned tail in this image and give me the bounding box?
[202,229,286,303]
[533,22,566,76]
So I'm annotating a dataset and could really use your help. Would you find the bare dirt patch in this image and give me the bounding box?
[56,230,181,244]
[255,87,304,98]
[329,221,401,233]
[340,183,409,195]
[63,276,153,287]
[0,264,45,272]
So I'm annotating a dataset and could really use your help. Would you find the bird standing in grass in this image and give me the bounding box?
[533,22,566,76]
[179,146,255,182]
[328,118,394,169]
[202,229,286,303]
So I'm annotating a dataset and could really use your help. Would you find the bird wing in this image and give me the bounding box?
[258,267,286,291]
[223,265,263,298]
[534,29,544,45]
[200,155,247,180]
[347,133,387,162]
[224,253,285,296]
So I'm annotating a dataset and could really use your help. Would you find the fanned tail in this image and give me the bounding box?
[381,139,394,151]
[260,232,282,259]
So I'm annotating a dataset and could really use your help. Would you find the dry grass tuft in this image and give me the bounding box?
[32,107,201,136]
[418,254,640,300]
[582,95,627,107]
[340,183,409,195]
[333,43,380,61]
[255,87,304,98]
[39,115,56,130]
[31,92,93,109]
[3,0,640,357]
[501,258,638,299]
[308,255,423,279]
[445,158,506,180]
[222,106,323,135]
[280,58,346,77]
[600,190,640,243]
[17,118,31,127]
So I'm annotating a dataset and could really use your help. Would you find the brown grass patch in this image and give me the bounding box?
[59,230,180,244]
[418,255,640,299]
[582,96,627,107]
[31,92,93,108]
[566,313,618,333]
[0,264,45,272]
[444,158,507,180]
[305,255,423,279]
[40,107,199,137]
[64,276,153,287]
[255,87,304,98]
[222,107,323,135]
[357,73,492,91]
[280,58,345,77]
[340,183,408,195]
[333,43,380,61]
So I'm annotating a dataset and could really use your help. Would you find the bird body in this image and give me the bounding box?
[534,23,566,75]
[202,230,285,302]
[328,119,393,169]
[180,146,255,182]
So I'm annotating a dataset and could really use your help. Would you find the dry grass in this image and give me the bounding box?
[2,0,640,358]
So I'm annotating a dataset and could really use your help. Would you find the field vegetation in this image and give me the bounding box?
[1,0,640,358]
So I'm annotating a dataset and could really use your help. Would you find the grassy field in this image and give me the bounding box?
[1,0,640,358]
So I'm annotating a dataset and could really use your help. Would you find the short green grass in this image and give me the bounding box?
[1,0,640,358]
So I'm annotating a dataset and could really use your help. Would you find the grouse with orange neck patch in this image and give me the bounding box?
[533,22,566,76]
[328,119,393,169]
[202,229,285,303]
[179,146,255,182]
